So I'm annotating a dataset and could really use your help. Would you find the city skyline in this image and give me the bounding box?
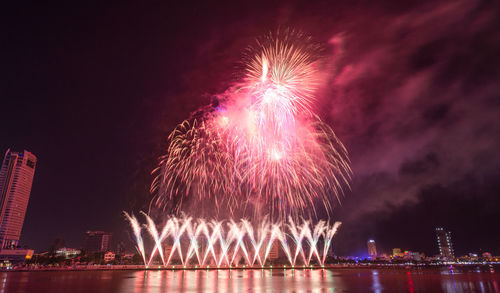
[0,147,484,260]
[0,157,491,262]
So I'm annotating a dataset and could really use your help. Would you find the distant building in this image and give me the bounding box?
[468,253,479,261]
[435,227,454,260]
[392,248,403,258]
[405,251,422,261]
[104,251,115,262]
[482,252,492,260]
[0,149,37,249]
[367,240,377,257]
[0,248,34,264]
[122,253,135,261]
[84,231,112,253]
[55,247,81,259]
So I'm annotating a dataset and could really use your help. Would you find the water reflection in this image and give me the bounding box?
[0,267,498,293]
[0,273,7,293]
[370,270,382,293]
[407,271,415,293]
[436,267,500,293]
[124,269,341,292]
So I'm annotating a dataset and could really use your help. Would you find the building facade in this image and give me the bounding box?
[367,239,377,257]
[84,231,112,253]
[0,149,37,249]
[55,247,81,259]
[435,227,454,260]
[267,240,279,260]
[104,251,115,262]
[392,248,403,258]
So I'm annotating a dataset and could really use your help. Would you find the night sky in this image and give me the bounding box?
[1,0,499,256]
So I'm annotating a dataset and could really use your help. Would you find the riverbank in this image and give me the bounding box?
[2,263,498,272]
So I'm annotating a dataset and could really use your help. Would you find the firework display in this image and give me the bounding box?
[125,213,341,268]
[150,32,351,220]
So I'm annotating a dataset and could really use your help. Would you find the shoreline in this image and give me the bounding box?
[2,263,497,273]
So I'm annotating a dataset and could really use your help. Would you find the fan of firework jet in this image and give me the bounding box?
[151,31,351,221]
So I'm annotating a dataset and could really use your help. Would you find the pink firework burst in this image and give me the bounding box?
[151,31,351,220]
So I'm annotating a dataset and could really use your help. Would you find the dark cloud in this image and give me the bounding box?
[320,0,500,255]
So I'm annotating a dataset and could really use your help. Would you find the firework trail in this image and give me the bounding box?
[151,31,351,220]
[126,215,341,267]
[124,212,147,266]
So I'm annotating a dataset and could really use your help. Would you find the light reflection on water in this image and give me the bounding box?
[0,268,498,293]
[371,270,381,293]
[127,269,341,293]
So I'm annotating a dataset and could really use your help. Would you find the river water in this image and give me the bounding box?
[0,267,498,292]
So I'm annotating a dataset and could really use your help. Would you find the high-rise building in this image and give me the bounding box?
[84,231,112,253]
[435,227,454,260]
[0,149,37,249]
[367,239,377,257]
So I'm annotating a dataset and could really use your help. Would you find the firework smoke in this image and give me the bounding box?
[151,31,351,220]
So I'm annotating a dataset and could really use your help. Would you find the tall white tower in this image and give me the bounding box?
[367,239,377,258]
